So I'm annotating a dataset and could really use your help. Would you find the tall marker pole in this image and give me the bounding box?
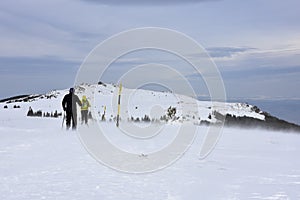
[101,106,106,121]
[116,83,122,127]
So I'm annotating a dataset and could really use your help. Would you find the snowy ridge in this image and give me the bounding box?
[0,83,265,125]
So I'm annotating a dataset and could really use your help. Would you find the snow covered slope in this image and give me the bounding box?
[1,83,300,199]
[0,83,265,125]
[0,115,299,199]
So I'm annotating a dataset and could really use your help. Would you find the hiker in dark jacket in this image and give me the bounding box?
[62,88,82,130]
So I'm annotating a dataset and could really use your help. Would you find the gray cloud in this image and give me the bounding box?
[0,56,80,98]
[207,47,256,58]
[81,0,218,6]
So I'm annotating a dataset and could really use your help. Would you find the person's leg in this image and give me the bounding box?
[81,110,84,124]
[72,112,77,130]
[66,112,71,130]
[84,110,88,124]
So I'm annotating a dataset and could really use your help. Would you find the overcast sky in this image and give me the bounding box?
[0,0,300,100]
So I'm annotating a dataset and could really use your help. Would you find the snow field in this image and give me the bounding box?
[0,84,298,199]
[0,113,299,199]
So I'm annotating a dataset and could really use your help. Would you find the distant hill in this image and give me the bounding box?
[0,95,31,103]
[214,111,300,132]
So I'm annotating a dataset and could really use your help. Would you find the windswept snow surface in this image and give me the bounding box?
[0,114,299,200]
[0,84,299,200]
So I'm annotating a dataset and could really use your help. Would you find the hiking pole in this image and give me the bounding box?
[61,111,66,129]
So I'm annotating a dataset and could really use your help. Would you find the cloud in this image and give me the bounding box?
[207,47,256,58]
[0,3,111,58]
[215,46,300,73]
[81,0,218,6]
[0,56,80,98]
[0,56,79,72]
[222,65,300,80]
